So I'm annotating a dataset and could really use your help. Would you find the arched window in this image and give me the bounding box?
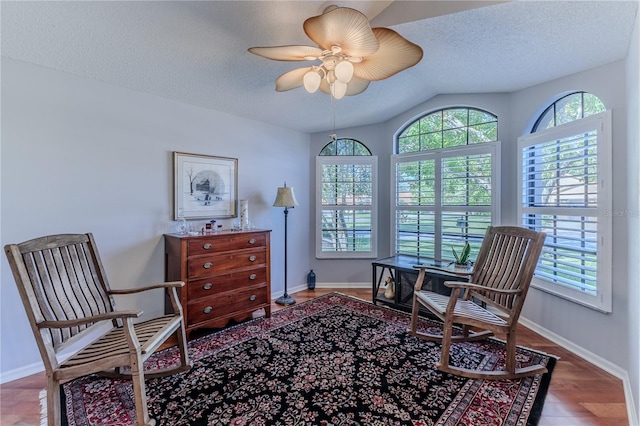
[397,107,497,154]
[532,91,606,131]
[518,91,611,312]
[320,138,372,156]
[316,138,377,259]
[392,107,500,261]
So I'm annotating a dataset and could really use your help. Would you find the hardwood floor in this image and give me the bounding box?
[0,288,629,425]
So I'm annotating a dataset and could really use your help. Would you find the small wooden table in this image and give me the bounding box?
[372,256,471,314]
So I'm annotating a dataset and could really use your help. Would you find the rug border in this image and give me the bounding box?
[526,356,556,426]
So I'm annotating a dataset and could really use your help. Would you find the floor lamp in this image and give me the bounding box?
[273,182,299,306]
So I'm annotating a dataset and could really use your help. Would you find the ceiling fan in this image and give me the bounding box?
[248,5,423,99]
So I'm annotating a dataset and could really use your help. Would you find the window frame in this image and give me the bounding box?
[517,110,612,312]
[315,155,378,259]
[391,141,501,260]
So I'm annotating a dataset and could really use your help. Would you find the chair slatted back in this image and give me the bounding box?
[5,234,116,352]
[469,226,546,318]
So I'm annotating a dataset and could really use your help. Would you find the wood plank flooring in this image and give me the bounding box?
[0,288,629,425]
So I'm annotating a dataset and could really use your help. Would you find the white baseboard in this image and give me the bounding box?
[519,316,638,425]
[316,282,370,289]
[624,378,639,426]
[272,282,370,300]
[0,361,44,385]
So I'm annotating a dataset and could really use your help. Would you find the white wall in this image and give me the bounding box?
[626,6,640,422]
[0,58,312,380]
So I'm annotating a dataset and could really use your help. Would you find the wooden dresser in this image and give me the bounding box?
[164,229,271,337]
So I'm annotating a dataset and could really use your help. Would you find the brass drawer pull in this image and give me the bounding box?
[249,295,256,301]
[203,262,213,269]
[249,238,256,244]
[203,283,212,290]
[203,243,212,250]
[249,255,257,262]
[249,274,257,280]
[203,306,213,314]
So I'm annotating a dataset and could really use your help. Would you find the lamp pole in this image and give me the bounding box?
[283,206,290,299]
[274,183,298,306]
[276,205,295,305]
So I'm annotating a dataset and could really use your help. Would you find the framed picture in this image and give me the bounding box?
[174,152,238,220]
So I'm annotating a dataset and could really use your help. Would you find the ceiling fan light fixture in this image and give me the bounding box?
[303,69,322,93]
[335,60,354,83]
[331,80,348,100]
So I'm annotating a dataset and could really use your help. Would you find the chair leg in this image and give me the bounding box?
[505,331,517,375]
[46,375,60,426]
[176,324,192,370]
[129,350,154,426]
[438,315,455,371]
[462,325,470,338]
[408,293,421,336]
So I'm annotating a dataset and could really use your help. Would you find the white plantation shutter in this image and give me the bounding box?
[393,143,500,261]
[518,111,612,312]
[316,156,378,259]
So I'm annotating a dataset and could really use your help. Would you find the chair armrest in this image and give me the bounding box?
[445,281,522,295]
[38,310,143,329]
[108,281,185,295]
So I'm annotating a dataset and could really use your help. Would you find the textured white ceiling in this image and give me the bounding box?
[2,1,637,134]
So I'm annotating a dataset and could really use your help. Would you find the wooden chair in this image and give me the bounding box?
[408,226,547,380]
[4,233,193,426]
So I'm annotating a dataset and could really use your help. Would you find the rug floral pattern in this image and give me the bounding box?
[62,293,555,426]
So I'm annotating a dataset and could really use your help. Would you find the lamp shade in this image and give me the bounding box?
[273,185,299,208]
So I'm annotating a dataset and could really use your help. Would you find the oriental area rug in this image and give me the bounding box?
[59,293,556,426]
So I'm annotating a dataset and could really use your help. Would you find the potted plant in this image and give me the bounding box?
[451,241,472,270]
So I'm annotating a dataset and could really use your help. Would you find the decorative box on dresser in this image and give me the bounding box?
[164,229,271,338]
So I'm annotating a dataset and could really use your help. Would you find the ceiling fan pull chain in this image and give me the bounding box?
[329,95,337,143]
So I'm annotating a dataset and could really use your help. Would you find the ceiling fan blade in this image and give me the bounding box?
[318,76,370,96]
[275,67,312,92]
[303,7,379,57]
[344,76,370,95]
[353,28,423,81]
[248,45,323,61]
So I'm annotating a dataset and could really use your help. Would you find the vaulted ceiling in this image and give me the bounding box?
[2,1,637,133]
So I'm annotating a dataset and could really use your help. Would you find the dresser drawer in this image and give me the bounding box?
[188,250,266,278]
[187,285,268,326]
[188,233,266,257]
[187,268,267,301]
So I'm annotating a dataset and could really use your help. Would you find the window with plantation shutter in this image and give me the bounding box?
[394,145,500,260]
[316,138,377,259]
[518,92,611,312]
[393,107,500,262]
